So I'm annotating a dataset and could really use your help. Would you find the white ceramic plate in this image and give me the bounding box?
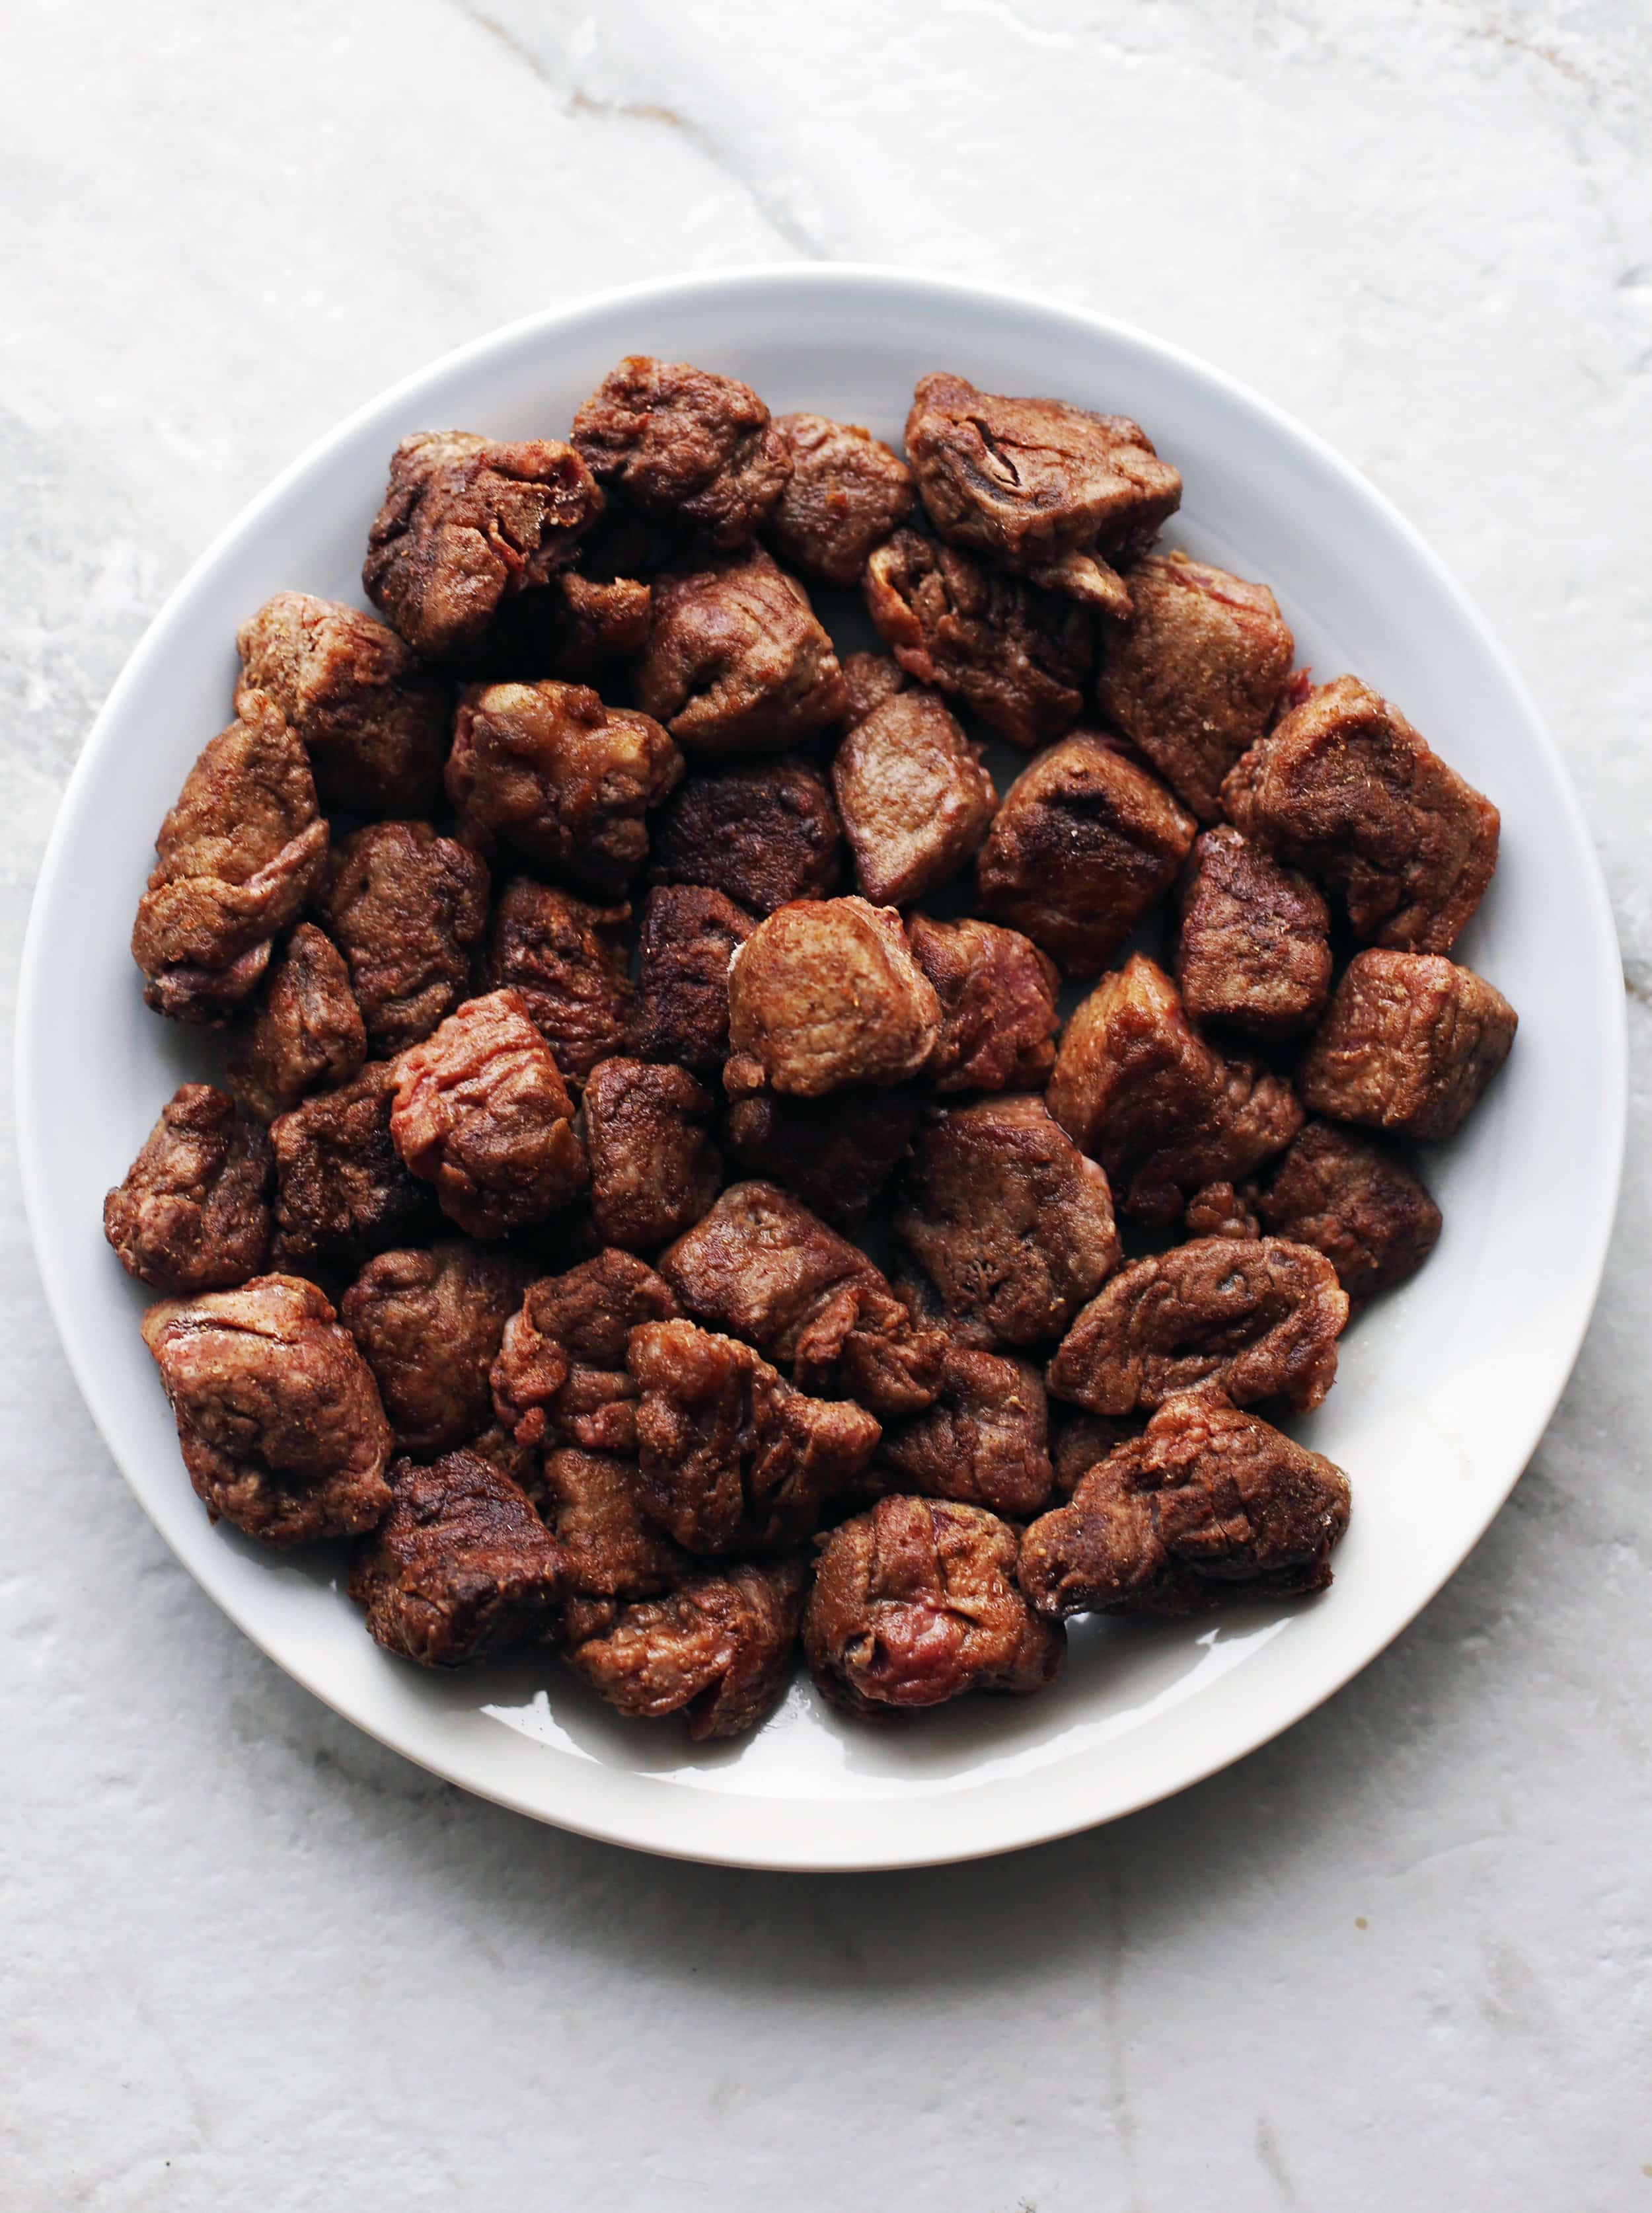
[17,266,1624,1871]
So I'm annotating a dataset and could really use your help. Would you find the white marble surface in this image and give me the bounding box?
[3,3,1649,2205]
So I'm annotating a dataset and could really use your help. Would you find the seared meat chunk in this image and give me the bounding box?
[270,1061,440,1273]
[1172,826,1332,1040]
[389,989,587,1237]
[864,529,1090,751]
[894,1095,1120,1348]
[1296,950,1517,1141]
[1220,676,1500,954]
[1095,552,1293,820]
[1019,1397,1350,1619]
[649,756,841,915]
[764,412,915,586]
[905,373,1180,610]
[131,695,328,1023]
[1047,1235,1347,1415]
[582,1056,722,1253]
[478,878,634,1087]
[722,1085,922,1231]
[1050,1409,1141,1500]
[726,896,942,1097]
[634,548,847,754]
[234,591,450,816]
[629,1319,880,1552]
[839,650,907,728]
[446,679,680,896]
[975,732,1195,975]
[1183,1181,1261,1239]
[804,1496,1063,1715]
[632,883,753,1077]
[660,1182,946,1420]
[571,355,790,549]
[363,431,601,660]
[539,1446,691,1605]
[906,913,1061,1095]
[876,1346,1053,1518]
[1047,954,1302,1226]
[104,1084,272,1294]
[225,923,366,1122]
[831,689,997,907]
[1252,1118,1441,1306]
[319,821,490,1057]
[490,1250,679,1454]
[348,1449,561,1666]
[341,1242,538,1457]
[141,1274,392,1546]
[562,1555,806,1742]
[474,506,656,682]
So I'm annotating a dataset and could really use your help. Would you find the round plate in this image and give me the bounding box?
[18,266,1624,1871]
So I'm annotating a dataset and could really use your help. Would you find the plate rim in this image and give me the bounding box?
[17,260,1628,1871]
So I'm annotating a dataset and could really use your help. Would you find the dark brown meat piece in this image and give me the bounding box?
[804,1495,1063,1715]
[347,1449,561,1665]
[634,548,848,754]
[1172,825,1332,1040]
[490,1250,680,1454]
[562,1555,806,1740]
[905,373,1181,610]
[270,1061,440,1273]
[1047,954,1303,1226]
[582,1056,722,1253]
[975,731,1196,976]
[722,1085,922,1231]
[1220,676,1501,954]
[1048,1235,1348,1415]
[632,883,753,1077]
[1050,1409,1141,1500]
[893,1095,1121,1348]
[318,821,490,1057]
[446,679,681,896]
[1295,950,1517,1141]
[630,1319,880,1552]
[389,989,587,1237]
[864,530,1091,751]
[141,1274,392,1546]
[104,1085,272,1294]
[1251,1118,1441,1306]
[659,1181,946,1420]
[478,878,634,1087]
[876,1346,1053,1518]
[131,695,328,1023]
[763,411,916,586]
[538,1445,691,1603]
[725,896,942,1097]
[1183,1181,1262,1239]
[831,690,997,907]
[905,913,1061,1095]
[363,431,602,660]
[1095,551,1294,820]
[570,355,790,549]
[1019,1396,1351,1620]
[225,923,367,1123]
[648,756,841,915]
[234,591,450,816]
[839,650,907,728]
[340,1242,539,1457]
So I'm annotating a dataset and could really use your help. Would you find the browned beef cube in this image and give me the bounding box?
[104,1084,271,1294]
[1251,1118,1441,1305]
[726,897,941,1097]
[634,548,848,754]
[764,412,916,586]
[648,756,841,915]
[1296,950,1517,1140]
[582,1057,722,1253]
[839,650,907,727]
[478,878,634,1087]
[270,1062,441,1273]
[1183,1181,1262,1239]
[225,923,367,1123]
[905,914,1062,1095]
[876,1346,1054,1518]
[831,690,997,907]
[539,1445,691,1604]
[340,1242,539,1458]
[571,356,790,549]
[632,884,752,1077]
[490,1251,679,1454]
[1172,825,1332,1040]
[318,821,490,1057]
[722,1085,921,1231]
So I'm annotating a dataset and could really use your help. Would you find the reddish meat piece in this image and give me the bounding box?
[340,1241,539,1457]
[582,1056,722,1253]
[1020,1397,1351,1619]
[141,1274,392,1546]
[722,1085,922,1231]
[876,1346,1053,1518]
[571,356,790,549]
[804,1495,1063,1715]
[975,731,1195,975]
[347,1449,562,1665]
[490,1250,680,1454]
[225,923,367,1124]
[318,821,490,1057]
[538,1445,691,1603]
[1172,825,1332,1040]
[1252,1118,1441,1306]
[478,878,635,1088]
[1095,552,1294,820]
[104,1084,271,1294]
[270,1061,441,1274]
[831,689,997,907]
[764,411,916,586]
[905,913,1061,1095]
[634,548,848,754]
[1048,1235,1348,1415]
[726,896,942,1097]
[1296,949,1517,1141]
[1220,676,1500,954]
[839,650,907,728]
[632,883,753,1077]
[649,756,841,915]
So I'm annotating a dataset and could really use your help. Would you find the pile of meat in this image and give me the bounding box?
[106,356,1517,1742]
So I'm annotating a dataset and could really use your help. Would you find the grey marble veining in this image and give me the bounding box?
[3,3,1649,2206]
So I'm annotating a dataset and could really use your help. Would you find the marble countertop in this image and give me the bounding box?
[3,3,1649,2206]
